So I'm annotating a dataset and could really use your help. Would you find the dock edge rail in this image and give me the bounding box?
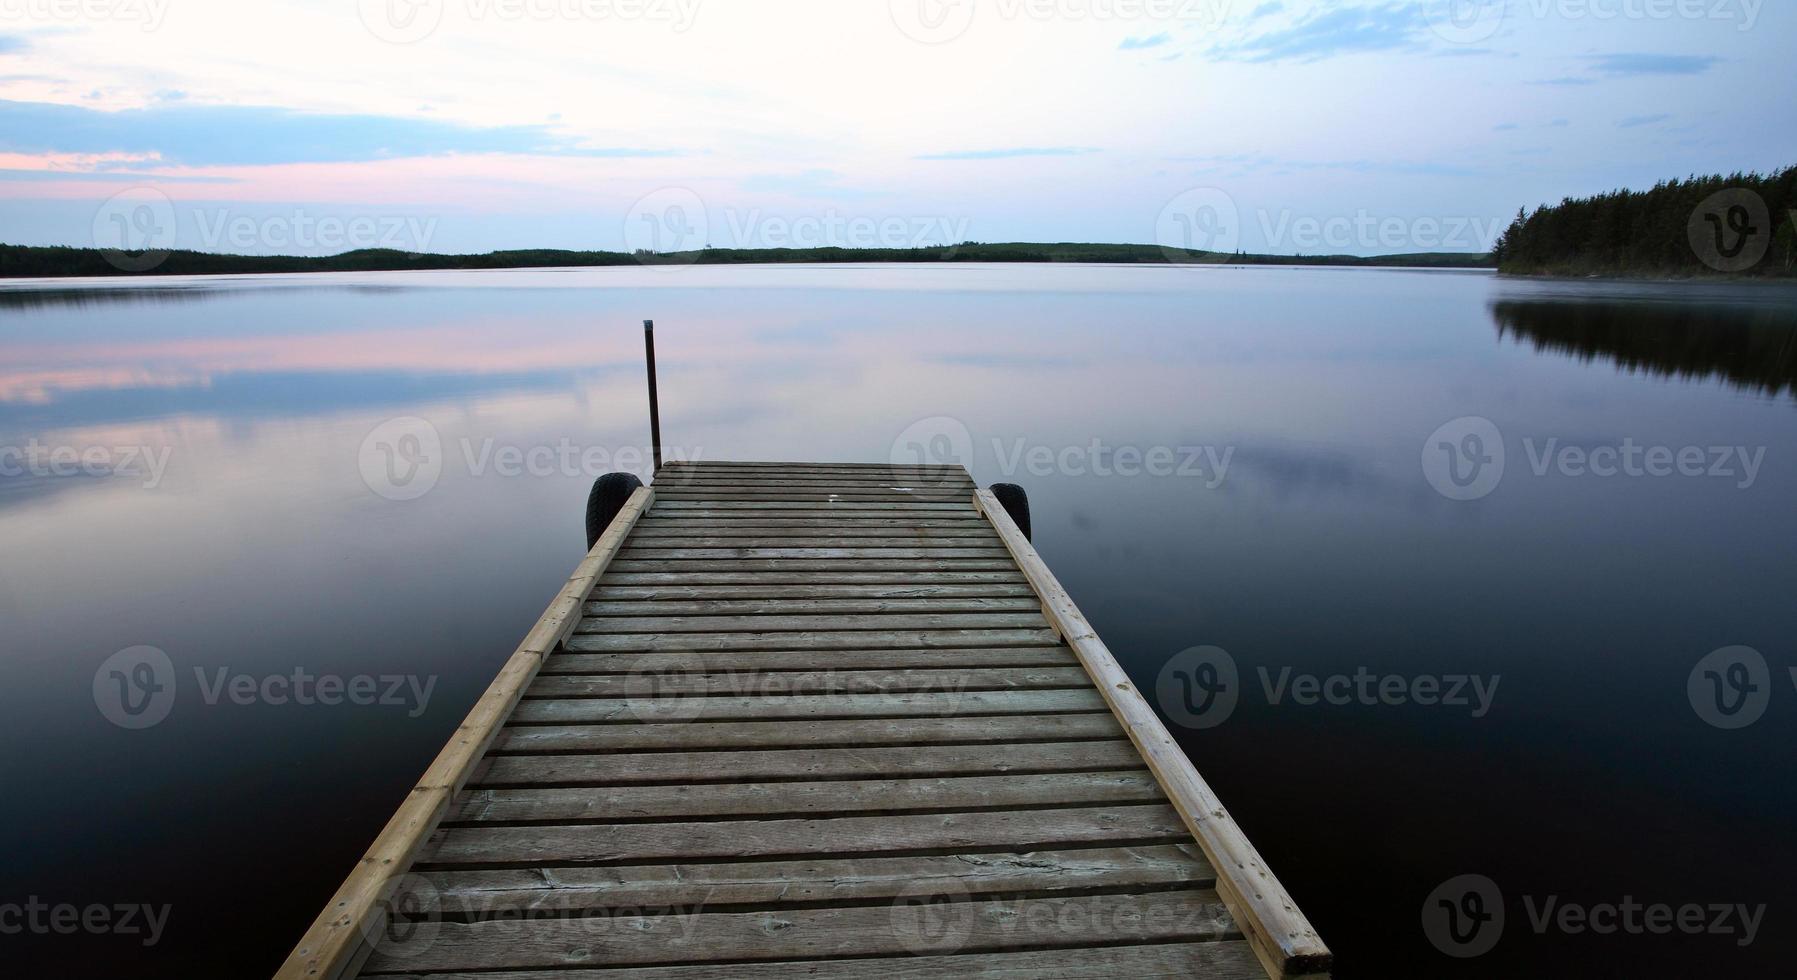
[973,489,1333,980]
[273,486,656,980]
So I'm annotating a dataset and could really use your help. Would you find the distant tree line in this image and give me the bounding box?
[1494,166,1797,278]
[0,241,1493,279]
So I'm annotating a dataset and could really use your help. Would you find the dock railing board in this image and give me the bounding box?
[277,461,1329,979]
[275,487,656,980]
[973,489,1331,979]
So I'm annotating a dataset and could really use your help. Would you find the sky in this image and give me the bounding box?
[0,0,1791,256]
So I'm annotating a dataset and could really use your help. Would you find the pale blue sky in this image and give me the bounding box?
[0,0,1791,256]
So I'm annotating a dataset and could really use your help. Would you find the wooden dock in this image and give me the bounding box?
[279,461,1329,979]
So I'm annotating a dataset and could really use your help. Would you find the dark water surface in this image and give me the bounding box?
[2,264,1794,976]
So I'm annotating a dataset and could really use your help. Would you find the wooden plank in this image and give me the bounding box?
[474,740,1144,787]
[592,583,1038,600]
[599,572,1026,586]
[631,527,1000,539]
[633,517,992,530]
[605,560,1022,574]
[490,713,1125,753]
[975,489,1331,979]
[420,804,1193,866]
[366,939,1267,980]
[508,688,1108,724]
[526,667,1091,699]
[573,612,1048,634]
[651,500,975,511]
[622,536,1003,548]
[566,628,1060,652]
[584,597,1042,616]
[412,844,1210,912]
[446,772,1166,823]
[617,547,1012,560]
[543,648,1076,674]
[274,486,656,980]
[360,887,1233,972]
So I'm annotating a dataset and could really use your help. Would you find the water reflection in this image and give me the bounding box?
[1492,295,1797,400]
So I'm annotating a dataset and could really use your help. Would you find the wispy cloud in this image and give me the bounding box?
[916,147,1100,161]
[0,99,679,167]
[1120,32,1171,51]
[1587,53,1722,76]
[1250,1,1285,19]
[1618,113,1671,128]
[1210,3,1424,63]
[0,34,29,55]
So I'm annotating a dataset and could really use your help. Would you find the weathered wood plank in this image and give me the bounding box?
[606,560,1021,574]
[584,597,1041,616]
[977,489,1330,979]
[651,500,975,511]
[617,547,1011,560]
[420,804,1192,866]
[573,612,1048,635]
[411,845,1210,914]
[566,628,1060,652]
[592,583,1038,600]
[491,713,1124,753]
[362,887,1232,972]
[598,572,1026,587]
[274,486,656,980]
[447,772,1166,823]
[474,740,1144,788]
[368,939,1266,980]
[623,536,1003,548]
[526,667,1091,699]
[633,518,992,530]
[542,648,1077,675]
[508,688,1109,724]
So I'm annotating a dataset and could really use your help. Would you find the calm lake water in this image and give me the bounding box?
[2,263,1794,977]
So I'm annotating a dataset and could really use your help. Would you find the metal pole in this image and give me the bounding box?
[644,319,662,473]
